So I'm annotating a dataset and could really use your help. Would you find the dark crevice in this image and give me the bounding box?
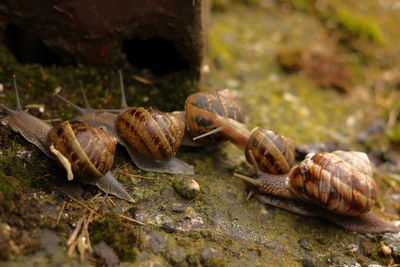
[3,24,62,66]
[123,37,189,76]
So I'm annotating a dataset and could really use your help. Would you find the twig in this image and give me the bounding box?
[67,235,79,257]
[43,118,63,123]
[56,201,67,224]
[90,192,103,201]
[132,75,153,85]
[67,216,84,246]
[55,188,103,219]
[107,196,117,207]
[117,213,145,225]
[116,170,158,180]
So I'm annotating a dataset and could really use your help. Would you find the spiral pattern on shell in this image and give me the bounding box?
[289,152,377,216]
[245,128,295,174]
[47,120,117,183]
[116,107,184,161]
[185,90,245,143]
[332,150,373,177]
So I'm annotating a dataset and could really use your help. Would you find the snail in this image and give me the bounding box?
[191,91,295,174]
[171,89,245,146]
[234,150,399,233]
[0,76,134,202]
[55,71,194,175]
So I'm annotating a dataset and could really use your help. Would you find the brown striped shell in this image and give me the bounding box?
[245,128,295,174]
[116,107,185,161]
[332,150,373,177]
[185,89,245,143]
[289,152,377,216]
[47,120,117,183]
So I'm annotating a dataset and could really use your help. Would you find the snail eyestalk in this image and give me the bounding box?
[79,81,91,109]
[215,89,227,118]
[55,93,86,114]
[234,172,263,187]
[248,149,263,176]
[192,126,224,141]
[118,70,128,109]
[13,74,22,111]
[191,89,229,141]
[0,104,16,114]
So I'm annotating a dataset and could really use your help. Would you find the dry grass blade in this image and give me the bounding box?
[67,216,84,246]
[55,188,104,219]
[90,192,103,201]
[43,118,63,123]
[132,75,153,85]
[117,213,145,225]
[107,196,117,207]
[116,170,158,180]
[56,201,67,224]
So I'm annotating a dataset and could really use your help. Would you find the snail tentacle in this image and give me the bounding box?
[118,70,128,109]
[79,81,92,109]
[13,75,22,111]
[55,93,87,114]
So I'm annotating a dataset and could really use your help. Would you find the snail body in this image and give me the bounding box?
[56,71,193,175]
[1,77,133,202]
[235,151,399,233]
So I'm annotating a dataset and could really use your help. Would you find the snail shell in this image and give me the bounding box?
[185,89,245,143]
[289,152,377,216]
[116,107,184,161]
[245,127,295,174]
[332,150,373,176]
[47,120,117,183]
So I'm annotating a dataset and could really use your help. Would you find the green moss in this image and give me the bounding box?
[335,9,385,46]
[89,212,143,261]
[203,258,227,267]
[275,46,304,72]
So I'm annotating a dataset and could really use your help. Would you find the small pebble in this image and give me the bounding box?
[137,252,150,261]
[40,229,60,258]
[93,241,120,267]
[301,253,316,267]
[200,248,218,263]
[171,203,187,213]
[160,188,174,197]
[161,222,177,233]
[168,246,186,264]
[347,243,358,253]
[263,241,277,249]
[149,231,167,254]
[380,242,392,255]
[381,232,400,257]
[315,237,328,244]
[298,238,312,250]
[173,177,200,199]
[0,223,11,240]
